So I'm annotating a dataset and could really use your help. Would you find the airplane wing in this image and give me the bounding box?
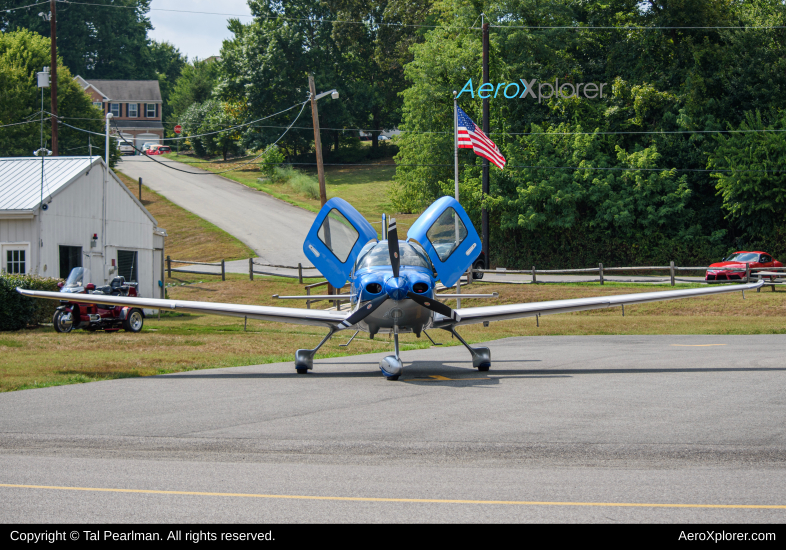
[15,288,347,328]
[433,280,765,328]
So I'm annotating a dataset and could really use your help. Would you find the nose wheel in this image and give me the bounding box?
[379,324,404,380]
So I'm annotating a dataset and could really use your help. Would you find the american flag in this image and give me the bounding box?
[457,106,506,170]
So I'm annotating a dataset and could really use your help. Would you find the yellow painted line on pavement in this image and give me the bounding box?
[407,375,491,382]
[671,344,727,347]
[0,484,783,509]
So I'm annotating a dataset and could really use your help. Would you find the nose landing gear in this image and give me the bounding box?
[379,324,403,380]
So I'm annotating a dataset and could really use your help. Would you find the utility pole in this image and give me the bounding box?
[481,21,490,267]
[49,0,58,156]
[308,74,327,207]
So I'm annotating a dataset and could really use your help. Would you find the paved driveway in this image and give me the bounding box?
[118,156,316,269]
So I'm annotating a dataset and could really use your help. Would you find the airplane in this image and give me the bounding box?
[18,196,764,380]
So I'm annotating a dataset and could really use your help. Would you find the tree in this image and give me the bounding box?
[149,40,186,123]
[179,100,243,160]
[168,58,220,125]
[0,0,155,80]
[218,0,431,156]
[709,111,786,242]
[391,0,786,267]
[0,29,106,160]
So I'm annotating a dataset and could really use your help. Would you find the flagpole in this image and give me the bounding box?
[453,91,461,308]
[453,91,459,201]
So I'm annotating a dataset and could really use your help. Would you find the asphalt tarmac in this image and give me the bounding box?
[1,335,785,523]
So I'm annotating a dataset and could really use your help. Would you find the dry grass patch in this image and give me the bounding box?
[116,171,254,262]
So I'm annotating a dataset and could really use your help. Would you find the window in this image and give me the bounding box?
[426,207,467,262]
[317,209,358,263]
[146,103,157,118]
[110,103,120,117]
[4,248,27,274]
[92,101,103,109]
[59,246,82,279]
[128,103,138,117]
[118,250,138,282]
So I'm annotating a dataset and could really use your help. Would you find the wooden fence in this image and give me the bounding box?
[166,256,785,290]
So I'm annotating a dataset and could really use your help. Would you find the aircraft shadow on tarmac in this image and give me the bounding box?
[153,363,786,382]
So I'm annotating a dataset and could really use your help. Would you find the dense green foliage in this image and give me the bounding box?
[0,29,106,158]
[0,274,60,331]
[179,99,243,159]
[217,0,431,156]
[1,0,154,80]
[392,0,786,267]
[168,58,220,126]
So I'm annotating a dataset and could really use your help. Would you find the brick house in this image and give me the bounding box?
[75,76,164,153]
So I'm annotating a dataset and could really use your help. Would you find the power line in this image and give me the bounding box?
[55,2,786,30]
[487,24,786,30]
[0,119,42,129]
[109,100,309,175]
[45,116,786,137]
[2,155,780,174]
[59,1,448,28]
[2,1,49,13]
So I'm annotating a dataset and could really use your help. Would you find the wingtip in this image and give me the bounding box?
[15,287,30,296]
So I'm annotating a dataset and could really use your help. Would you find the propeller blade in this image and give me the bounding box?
[338,294,389,329]
[388,217,400,278]
[407,291,461,322]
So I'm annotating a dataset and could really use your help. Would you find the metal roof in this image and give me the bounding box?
[0,156,101,211]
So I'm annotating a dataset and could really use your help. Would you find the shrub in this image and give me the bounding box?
[288,172,320,200]
[259,145,285,177]
[0,274,61,331]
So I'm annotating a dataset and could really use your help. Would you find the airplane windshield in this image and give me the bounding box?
[357,242,432,270]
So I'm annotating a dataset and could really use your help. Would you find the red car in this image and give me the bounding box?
[145,144,172,155]
[705,251,782,282]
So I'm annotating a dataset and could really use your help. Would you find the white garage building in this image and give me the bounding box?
[0,156,166,303]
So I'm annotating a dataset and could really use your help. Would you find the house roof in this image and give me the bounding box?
[0,157,159,228]
[81,80,162,102]
[0,156,100,211]
[112,120,165,130]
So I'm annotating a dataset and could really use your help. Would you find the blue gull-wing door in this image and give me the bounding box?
[303,197,378,289]
[406,196,482,288]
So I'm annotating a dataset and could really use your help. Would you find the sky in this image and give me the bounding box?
[147,0,253,61]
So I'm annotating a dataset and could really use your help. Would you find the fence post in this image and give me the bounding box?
[166,255,171,279]
[138,177,142,201]
[306,287,311,309]
[599,263,604,285]
[298,263,303,284]
[745,262,750,283]
[221,259,225,281]
[531,266,536,284]
[670,260,675,286]
[249,258,253,281]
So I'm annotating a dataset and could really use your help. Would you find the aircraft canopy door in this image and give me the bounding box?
[406,196,482,288]
[303,197,378,289]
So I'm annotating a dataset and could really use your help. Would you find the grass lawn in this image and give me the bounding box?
[2,276,783,392]
[160,153,419,238]
[115,171,255,262]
